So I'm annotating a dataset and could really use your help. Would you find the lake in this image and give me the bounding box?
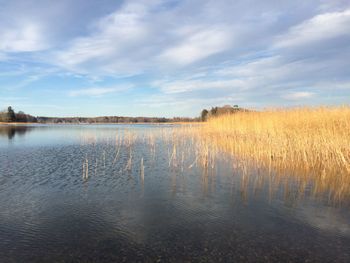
[0,124,349,262]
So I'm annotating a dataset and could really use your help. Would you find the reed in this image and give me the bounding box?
[178,106,350,201]
[78,106,350,202]
[125,150,133,171]
[82,157,89,181]
[140,157,145,184]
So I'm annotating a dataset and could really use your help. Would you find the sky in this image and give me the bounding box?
[0,0,349,117]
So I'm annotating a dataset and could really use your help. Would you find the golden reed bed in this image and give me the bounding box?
[78,106,349,203]
[177,106,350,202]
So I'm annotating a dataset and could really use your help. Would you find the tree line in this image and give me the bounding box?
[0,106,199,124]
[0,105,247,124]
[36,116,198,124]
[200,105,246,121]
[0,107,38,123]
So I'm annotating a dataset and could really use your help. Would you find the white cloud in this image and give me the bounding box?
[68,86,131,97]
[156,78,245,94]
[282,91,315,100]
[275,9,350,48]
[0,23,48,52]
[55,1,152,74]
[212,53,350,95]
[54,1,237,74]
[152,48,349,107]
[51,0,350,83]
[158,26,233,65]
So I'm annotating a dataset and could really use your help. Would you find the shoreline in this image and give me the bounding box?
[0,122,201,126]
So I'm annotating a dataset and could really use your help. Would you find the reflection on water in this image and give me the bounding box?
[0,125,349,262]
[0,125,35,139]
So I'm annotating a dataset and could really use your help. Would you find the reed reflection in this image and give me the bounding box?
[78,128,350,205]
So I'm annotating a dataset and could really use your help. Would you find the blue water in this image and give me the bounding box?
[0,125,349,262]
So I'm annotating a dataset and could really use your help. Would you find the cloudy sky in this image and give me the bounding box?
[0,0,349,117]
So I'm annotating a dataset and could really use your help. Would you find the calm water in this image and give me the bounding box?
[0,125,349,262]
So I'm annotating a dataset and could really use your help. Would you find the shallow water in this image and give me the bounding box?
[0,124,349,262]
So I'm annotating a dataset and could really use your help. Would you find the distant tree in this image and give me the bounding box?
[0,110,7,122]
[7,106,16,122]
[200,105,247,119]
[201,109,209,121]
[210,107,218,116]
[15,112,27,122]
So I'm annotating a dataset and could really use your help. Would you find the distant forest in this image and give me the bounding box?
[0,106,198,123]
[37,116,197,124]
[0,105,245,124]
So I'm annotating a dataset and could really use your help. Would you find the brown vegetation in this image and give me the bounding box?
[179,106,350,202]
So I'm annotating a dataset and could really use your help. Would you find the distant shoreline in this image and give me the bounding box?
[0,121,201,125]
[0,106,199,124]
[0,122,39,125]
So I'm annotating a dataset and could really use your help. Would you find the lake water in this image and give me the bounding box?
[0,124,349,262]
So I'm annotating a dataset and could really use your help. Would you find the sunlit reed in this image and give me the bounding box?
[176,106,350,202]
[78,106,350,203]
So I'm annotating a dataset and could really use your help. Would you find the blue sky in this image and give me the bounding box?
[0,0,349,117]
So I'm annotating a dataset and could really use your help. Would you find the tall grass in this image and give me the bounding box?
[78,107,350,203]
[182,106,350,201]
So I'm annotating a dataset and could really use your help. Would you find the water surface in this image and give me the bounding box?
[0,124,349,262]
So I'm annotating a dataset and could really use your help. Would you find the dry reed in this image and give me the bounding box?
[178,106,350,202]
[78,106,350,203]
